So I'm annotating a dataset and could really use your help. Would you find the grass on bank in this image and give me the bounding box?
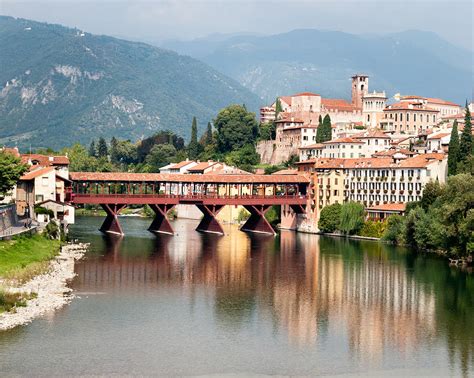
[0,289,37,314]
[0,234,60,283]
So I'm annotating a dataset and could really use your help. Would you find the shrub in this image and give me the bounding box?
[382,215,404,244]
[359,220,386,238]
[318,203,342,233]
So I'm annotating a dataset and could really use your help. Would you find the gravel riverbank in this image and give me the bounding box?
[0,242,88,331]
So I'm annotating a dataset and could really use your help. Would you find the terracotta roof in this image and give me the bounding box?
[385,102,438,112]
[353,130,391,139]
[187,161,220,172]
[441,113,465,120]
[1,147,20,157]
[275,118,304,124]
[168,160,196,169]
[20,166,55,180]
[295,159,318,165]
[427,132,451,140]
[20,154,70,166]
[372,148,415,157]
[366,203,406,212]
[323,137,364,144]
[293,92,319,97]
[70,172,310,184]
[210,166,252,175]
[299,143,324,149]
[321,98,357,112]
[397,153,446,168]
[279,96,293,106]
[426,98,459,107]
[271,169,298,175]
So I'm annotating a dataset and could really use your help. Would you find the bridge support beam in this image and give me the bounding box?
[196,204,224,235]
[100,204,127,235]
[241,205,276,236]
[148,204,175,235]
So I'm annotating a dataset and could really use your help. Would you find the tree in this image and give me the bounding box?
[224,144,260,172]
[137,131,185,162]
[88,140,96,157]
[111,139,138,165]
[459,104,472,162]
[259,121,276,141]
[214,104,259,153]
[318,203,342,233]
[275,98,283,119]
[382,215,405,244]
[322,114,332,142]
[206,122,213,145]
[316,115,324,143]
[339,201,365,235]
[97,137,108,158]
[0,151,28,197]
[420,180,444,211]
[448,120,460,175]
[110,137,119,164]
[145,144,177,171]
[187,117,202,160]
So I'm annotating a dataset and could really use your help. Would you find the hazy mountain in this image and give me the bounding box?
[0,16,261,149]
[162,29,473,104]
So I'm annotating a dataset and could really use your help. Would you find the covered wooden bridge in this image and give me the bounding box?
[70,172,309,236]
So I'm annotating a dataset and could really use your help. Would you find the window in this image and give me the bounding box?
[35,194,44,202]
[407,113,410,122]
[414,113,417,122]
[400,113,403,121]
[42,177,49,186]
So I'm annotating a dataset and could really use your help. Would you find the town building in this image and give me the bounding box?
[362,91,387,128]
[381,101,439,134]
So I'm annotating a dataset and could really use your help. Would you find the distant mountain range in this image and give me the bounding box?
[0,16,261,149]
[162,29,473,104]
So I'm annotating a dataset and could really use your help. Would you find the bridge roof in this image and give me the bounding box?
[70,172,310,184]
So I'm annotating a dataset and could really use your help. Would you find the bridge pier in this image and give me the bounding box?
[241,205,276,235]
[100,204,127,235]
[196,204,224,235]
[148,204,175,235]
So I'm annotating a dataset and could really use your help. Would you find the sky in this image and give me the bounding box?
[1,0,473,50]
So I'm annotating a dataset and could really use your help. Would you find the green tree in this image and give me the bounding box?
[206,122,213,145]
[0,151,28,197]
[322,114,332,142]
[187,117,202,160]
[403,207,423,247]
[316,115,324,143]
[275,98,283,119]
[145,144,177,171]
[214,104,259,153]
[110,137,119,164]
[259,121,276,141]
[112,140,138,165]
[382,215,405,244]
[97,137,108,158]
[62,144,98,172]
[448,120,460,175]
[224,144,260,172]
[459,104,472,162]
[88,140,96,157]
[420,180,444,211]
[339,201,365,235]
[318,203,342,233]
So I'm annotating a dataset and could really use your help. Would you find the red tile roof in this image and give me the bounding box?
[321,98,357,112]
[187,161,220,172]
[323,137,364,145]
[21,154,70,166]
[20,166,55,180]
[366,203,406,212]
[168,160,196,169]
[299,143,324,149]
[353,130,391,139]
[426,98,459,107]
[279,96,293,106]
[293,92,319,97]
[271,169,298,175]
[385,102,438,112]
[70,172,310,184]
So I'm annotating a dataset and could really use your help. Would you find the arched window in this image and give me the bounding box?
[400,113,403,121]
[414,113,417,122]
[407,113,410,122]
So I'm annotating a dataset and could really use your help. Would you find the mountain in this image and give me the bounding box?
[162,29,473,104]
[0,16,261,149]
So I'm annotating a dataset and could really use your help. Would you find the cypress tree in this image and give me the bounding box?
[447,120,460,175]
[88,140,96,157]
[322,114,332,142]
[275,98,283,119]
[206,122,213,145]
[187,116,201,160]
[316,115,323,143]
[110,137,118,163]
[459,103,472,161]
[97,137,108,158]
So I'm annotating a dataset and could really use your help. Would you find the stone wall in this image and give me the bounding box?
[0,204,18,233]
[256,140,297,165]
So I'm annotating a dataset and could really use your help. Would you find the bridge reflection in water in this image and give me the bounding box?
[72,219,474,374]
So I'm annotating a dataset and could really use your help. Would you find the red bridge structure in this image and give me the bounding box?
[70,172,309,236]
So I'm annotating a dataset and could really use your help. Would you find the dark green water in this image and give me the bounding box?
[0,216,473,376]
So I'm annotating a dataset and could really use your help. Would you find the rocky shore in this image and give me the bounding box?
[0,242,88,331]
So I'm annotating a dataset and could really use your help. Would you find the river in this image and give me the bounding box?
[0,216,473,376]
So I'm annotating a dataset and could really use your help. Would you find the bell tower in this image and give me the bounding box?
[351,74,369,109]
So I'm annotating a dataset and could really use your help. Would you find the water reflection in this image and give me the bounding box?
[70,218,474,374]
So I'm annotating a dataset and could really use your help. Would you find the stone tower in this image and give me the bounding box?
[351,74,369,109]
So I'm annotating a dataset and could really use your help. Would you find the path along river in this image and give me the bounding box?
[0,216,473,376]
